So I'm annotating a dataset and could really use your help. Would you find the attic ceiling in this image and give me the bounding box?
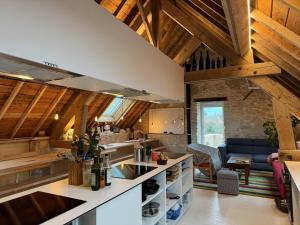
[97,0,300,111]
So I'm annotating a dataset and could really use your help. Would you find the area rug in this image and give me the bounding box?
[193,170,280,198]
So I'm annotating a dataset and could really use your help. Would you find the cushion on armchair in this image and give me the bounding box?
[188,143,222,176]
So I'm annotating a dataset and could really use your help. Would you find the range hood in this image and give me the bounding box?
[0,0,184,102]
[0,53,82,82]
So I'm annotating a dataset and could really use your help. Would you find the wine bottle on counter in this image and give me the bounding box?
[91,156,100,191]
[104,154,112,186]
[99,157,105,188]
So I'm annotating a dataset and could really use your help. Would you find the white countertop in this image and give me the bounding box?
[100,142,134,150]
[0,154,192,225]
[285,161,300,191]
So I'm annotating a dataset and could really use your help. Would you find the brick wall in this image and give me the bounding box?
[191,79,275,143]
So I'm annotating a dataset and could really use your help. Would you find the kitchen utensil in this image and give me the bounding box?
[167,193,180,199]
[134,148,143,162]
[142,202,160,217]
[145,184,160,195]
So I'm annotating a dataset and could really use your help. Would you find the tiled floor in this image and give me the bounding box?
[178,189,289,225]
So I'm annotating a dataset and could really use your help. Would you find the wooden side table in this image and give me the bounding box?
[227,156,252,185]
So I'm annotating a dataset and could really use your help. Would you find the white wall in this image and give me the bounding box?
[0,0,184,101]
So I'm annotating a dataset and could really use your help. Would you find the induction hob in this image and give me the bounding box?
[0,191,86,225]
[112,164,158,180]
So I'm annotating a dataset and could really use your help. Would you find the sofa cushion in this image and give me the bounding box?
[252,154,268,163]
[227,138,271,147]
[226,145,276,155]
[251,162,273,171]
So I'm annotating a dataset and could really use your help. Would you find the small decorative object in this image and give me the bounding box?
[69,162,83,185]
[59,129,104,186]
[157,152,168,165]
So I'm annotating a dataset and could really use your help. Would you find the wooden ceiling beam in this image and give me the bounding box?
[151,0,161,48]
[251,9,300,49]
[251,22,300,61]
[273,98,296,150]
[221,0,250,56]
[0,81,24,122]
[31,88,68,137]
[137,0,155,46]
[49,92,83,139]
[10,85,47,138]
[161,0,248,65]
[173,37,202,65]
[185,62,281,82]
[113,0,127,17]
[281,0,300,12]
[252,34,300,81]
[251,76,300,118]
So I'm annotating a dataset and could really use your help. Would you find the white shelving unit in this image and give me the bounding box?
[142,157,193,225]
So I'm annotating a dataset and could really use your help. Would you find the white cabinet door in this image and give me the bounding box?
[96,185,142,225]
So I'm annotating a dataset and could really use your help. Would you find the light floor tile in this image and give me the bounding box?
[178,189,289,225]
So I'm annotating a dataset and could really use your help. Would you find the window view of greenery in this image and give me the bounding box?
[202,106,224,148]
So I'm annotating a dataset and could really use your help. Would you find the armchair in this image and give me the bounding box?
[188,143,222,182]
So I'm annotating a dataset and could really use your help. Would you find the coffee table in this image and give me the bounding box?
[227,156,252,185]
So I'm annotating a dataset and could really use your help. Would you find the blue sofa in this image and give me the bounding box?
[218,138,278,171]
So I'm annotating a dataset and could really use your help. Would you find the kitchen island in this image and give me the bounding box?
[0,153,193,225]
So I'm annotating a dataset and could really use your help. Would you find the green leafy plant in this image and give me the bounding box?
[263,116,300,148]
[263,121,279,147]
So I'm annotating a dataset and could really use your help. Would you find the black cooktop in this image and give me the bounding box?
[0,191,86,225]
[112,164,158,180]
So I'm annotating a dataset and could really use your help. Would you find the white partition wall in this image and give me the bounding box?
[0,0,184,101]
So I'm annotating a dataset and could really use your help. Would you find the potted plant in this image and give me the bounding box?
[263,116,300,148]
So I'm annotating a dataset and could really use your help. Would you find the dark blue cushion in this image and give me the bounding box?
[251,162,273,171]
[227,145,276,155]
[252,154,268,163]
[227,138,271,147]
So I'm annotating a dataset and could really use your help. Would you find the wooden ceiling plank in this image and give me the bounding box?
[221,0,250,56]
[188,0,229,32]
[10,85,47,138]
[252,34,300,80]
[31,88,68,137]
[251,9,300,49]
[151,0,160,48]
[49,92,83,139]
[173,36,202,65]
[113,0,127,17]
[161,0,248,65]
[251,22,300,61]
[185,62,281,82]
[0,81,24,121]
[282,0,300,12]
[137,0,155,46]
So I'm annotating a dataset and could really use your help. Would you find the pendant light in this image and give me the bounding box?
[151,110,154,128]
[54,113,59,120]
[95,116,98,122]
[138,112,142,123]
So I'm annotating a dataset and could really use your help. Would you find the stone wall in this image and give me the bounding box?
[191,79,275,143]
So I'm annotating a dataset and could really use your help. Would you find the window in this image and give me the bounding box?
[98,97,123,122]
[197,101,225,148]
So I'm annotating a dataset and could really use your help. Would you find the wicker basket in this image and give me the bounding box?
[68,162,83,185]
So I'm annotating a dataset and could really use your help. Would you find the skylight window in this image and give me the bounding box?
[102,97,123,117]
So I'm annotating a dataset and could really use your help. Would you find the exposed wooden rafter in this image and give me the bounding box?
[251,9,300,49]
[0,81,24,122]
[185,62,281,82]
[221,0,250,56]
[252,34,300,80]
[113,0,127,17]
[282,0,300,12]
[161,0,248,65]
[49,92,83,139]
[151,0,161,48]
[173,37,202,65]
[273,98,296,150]
[137,0,155,46]
[10,85,47,138]
[31,88,68,137]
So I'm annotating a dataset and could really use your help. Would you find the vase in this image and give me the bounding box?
[68,162,83,185]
